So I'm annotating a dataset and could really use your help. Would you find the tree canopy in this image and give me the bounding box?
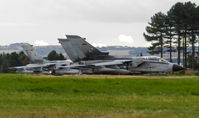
[0,52,29,73]
[47,50,65,61]
[144,1,199,69]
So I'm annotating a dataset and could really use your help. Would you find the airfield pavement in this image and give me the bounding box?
[0,74,199,118]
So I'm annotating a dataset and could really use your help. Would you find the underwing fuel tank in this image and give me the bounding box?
[52,69,80,75]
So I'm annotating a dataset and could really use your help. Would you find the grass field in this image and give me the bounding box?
[0,74,199,118]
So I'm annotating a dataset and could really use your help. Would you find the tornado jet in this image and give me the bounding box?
[58,35,184,75]
[10,43,79,75]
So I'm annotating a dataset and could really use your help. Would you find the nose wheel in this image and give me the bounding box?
[51,70,56,75]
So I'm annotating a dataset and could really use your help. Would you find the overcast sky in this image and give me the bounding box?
[0,0,198,47]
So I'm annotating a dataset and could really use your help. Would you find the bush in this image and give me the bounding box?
[194,71,199,76]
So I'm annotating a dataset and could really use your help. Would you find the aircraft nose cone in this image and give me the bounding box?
[173,64,184,72]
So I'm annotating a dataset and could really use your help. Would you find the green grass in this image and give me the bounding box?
[0,74,199,118]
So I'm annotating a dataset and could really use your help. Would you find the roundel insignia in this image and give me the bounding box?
[82,43,87,47]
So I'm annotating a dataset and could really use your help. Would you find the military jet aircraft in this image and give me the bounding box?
[10,43,79,75]
[58,35,184,75]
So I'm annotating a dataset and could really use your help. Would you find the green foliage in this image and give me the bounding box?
[47,50,65,61]
[0,52,29,73]
[144,1,199,68]
[187,55,199,69]
[144,12,167,57]
[194,71,199,76]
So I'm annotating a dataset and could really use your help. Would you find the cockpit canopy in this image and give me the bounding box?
[142,56,169,63]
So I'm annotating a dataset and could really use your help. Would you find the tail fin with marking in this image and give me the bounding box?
[58,35,113,62]
[21,43,43,63]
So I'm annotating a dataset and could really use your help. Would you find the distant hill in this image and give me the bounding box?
[0,43,149,58]
[2,43,198,64]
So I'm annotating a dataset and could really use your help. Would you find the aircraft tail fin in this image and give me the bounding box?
[58,35,113,62]
[21,43,43,63]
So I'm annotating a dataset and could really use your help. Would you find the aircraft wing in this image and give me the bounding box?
[61,60,132,69]
[92,60,132,66]
[9,66,30,69]
[10,63,56,70]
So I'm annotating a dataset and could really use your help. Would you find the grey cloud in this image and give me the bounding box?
[39,0,167,23]
[1,0,198,23]
[0,0,198,46]
[29,0,198,23]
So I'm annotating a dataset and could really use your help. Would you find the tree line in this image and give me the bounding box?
[46,50,65,61]
[143,1,199,69]
[0,52,29,73]
[0,50,65,73]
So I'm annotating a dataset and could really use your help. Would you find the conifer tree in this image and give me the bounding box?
[143,12,167,58]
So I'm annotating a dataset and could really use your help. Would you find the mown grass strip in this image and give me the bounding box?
[0,74,199,118]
